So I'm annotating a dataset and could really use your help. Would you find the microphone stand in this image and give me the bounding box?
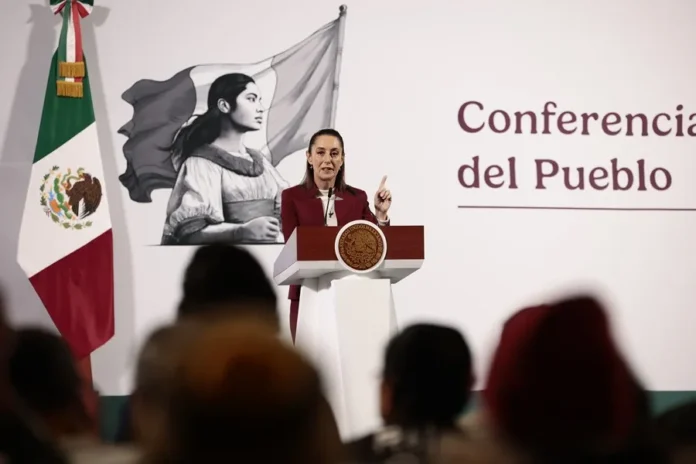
[324,187,334,225]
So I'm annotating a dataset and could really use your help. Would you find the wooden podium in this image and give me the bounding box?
[273,222,424,440]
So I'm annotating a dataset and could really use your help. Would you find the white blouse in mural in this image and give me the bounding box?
[161,144,289,244]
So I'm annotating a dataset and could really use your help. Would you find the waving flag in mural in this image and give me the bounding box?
[117,6,348,245]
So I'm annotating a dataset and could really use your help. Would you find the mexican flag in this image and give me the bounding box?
[17,0,114,361]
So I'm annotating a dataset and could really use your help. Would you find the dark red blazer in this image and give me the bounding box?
[280,184,389,300]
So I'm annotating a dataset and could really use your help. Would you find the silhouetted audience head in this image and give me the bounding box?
[8,328,90,438]
[177,244,279,330]
[483,295,645,461]
[380,323,473,429]
[130,323,198,453]
[156,320,339,464]
[0,303,68,463]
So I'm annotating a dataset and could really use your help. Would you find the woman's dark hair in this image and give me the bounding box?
[302,128,348,191]
[170,73,255,168]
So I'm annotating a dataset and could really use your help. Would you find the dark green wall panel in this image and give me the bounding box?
[98,391,696,442]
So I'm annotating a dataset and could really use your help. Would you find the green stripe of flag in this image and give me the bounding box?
[34,51,95,163]
[57,2,70,68]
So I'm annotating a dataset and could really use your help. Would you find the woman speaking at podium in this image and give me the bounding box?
[280,128,392,341]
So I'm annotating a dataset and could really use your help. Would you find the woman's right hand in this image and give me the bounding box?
[241,216,280,242]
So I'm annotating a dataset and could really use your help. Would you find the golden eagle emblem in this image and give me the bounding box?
[39,166,103,230]
[336,222,386,272]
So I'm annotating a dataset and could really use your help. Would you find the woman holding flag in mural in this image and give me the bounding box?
[161,73,289,245]
[117,6,348,245]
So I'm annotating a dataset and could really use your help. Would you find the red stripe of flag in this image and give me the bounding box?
[54,1,67,14]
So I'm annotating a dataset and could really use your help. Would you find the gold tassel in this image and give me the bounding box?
[58,61,85,78]
[57,81,83,98]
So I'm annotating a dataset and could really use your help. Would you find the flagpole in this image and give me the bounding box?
[329,4,347,128]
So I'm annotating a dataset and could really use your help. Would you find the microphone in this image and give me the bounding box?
[324,187,334,225]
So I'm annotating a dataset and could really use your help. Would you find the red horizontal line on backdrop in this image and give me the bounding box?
[458,205,696,212]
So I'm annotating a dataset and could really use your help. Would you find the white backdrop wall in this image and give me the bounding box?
[2,0,696,395]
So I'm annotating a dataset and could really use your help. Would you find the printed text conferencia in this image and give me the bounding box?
[455,101,694,191]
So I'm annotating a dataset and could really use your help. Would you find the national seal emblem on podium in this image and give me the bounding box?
[335,220,388,273]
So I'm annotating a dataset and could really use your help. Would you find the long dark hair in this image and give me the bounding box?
[302,128,348,191]
[170,73,255,169]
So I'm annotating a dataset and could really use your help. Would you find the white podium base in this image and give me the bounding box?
[294,271,398,440]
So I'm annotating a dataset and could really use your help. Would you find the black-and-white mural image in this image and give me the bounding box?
[117,7,347,244]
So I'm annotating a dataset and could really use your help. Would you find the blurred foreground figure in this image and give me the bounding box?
[8,327,137,463]
[177,244,279,330]
[0,295,68,463]
[479,295,667,463]
[116,244,301,443]
[147,320,342,464]
[130,323,198,457]
[345,323,503,463]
